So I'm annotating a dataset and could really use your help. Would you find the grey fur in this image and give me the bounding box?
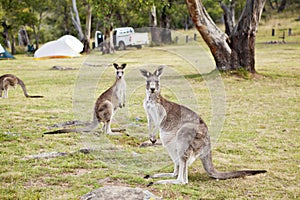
[0,74,43,98]
[140,66,266,184]
[44,63,126,135]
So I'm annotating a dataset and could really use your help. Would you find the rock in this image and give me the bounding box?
[80,186,161,200]
[24,152,68,160]
[51,66,76,70]
[139,139,162,148]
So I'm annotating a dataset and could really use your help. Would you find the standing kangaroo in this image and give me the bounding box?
[140,66,266,184]
[0,74,43,98]
[44,63,126,135]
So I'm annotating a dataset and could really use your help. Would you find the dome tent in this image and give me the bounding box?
[34,35,83,60]
[0,44,15,60]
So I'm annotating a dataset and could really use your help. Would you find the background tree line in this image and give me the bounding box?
[0,0,299,72]
[0,0,299,53]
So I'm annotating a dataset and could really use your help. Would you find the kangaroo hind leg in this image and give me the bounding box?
[96,101,113,134]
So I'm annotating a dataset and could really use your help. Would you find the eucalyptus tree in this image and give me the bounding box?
[70,0,92,53]
[24,0,51,49]
[186,0,267,73]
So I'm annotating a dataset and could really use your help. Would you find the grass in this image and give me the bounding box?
[0,15,300,199]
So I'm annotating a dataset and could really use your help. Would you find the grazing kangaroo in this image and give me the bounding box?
[44,63,126,135]
[0,74,43,99]
[140,66,266,184]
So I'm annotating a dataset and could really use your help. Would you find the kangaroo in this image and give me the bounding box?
[0,74,43,99]
[140,66,266,184]
[44,63,126,135]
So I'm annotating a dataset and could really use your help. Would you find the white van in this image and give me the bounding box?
[113,27,149,50]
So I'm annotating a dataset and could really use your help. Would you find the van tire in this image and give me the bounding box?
[119,41,126,50]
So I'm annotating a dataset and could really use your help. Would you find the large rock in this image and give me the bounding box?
[81,186,162,200]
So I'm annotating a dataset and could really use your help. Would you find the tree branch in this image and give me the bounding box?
[71,0,84,41]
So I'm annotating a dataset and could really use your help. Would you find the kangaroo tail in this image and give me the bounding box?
[44,117,99,135]
[17,77,43,98]
[201,149,267,180]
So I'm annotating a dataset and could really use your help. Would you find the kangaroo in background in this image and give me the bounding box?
[140,66,266,184]
[0,74,43,99]
[44,63,127,135]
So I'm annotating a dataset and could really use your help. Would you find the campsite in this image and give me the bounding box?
[1,1,300,199]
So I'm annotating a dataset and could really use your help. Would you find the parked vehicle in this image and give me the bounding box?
[113,27,149,50]
[94,31,104,49]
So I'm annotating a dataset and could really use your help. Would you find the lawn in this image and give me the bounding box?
[0,17,299,199]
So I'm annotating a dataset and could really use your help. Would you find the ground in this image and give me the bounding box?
[0,13,299,199]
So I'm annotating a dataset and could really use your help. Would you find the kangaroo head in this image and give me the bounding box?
[113,63,126,79]
[140,66,164,95]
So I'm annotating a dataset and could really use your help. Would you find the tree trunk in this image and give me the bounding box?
[11,34,16,55]
[18,27,30,46]
[278,0,286,12]
[84,2,92,53]
[149,4,161,45]
[63,4,70,34]
[102,25,114,54]
[71,0,84,41]
[160,2,172,44]
[219,0,236,36]
[2,22,11,49]
[186,0,266,73]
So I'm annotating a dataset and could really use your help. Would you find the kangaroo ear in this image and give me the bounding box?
[140,69,151,78]
[154,65,164,77]
[121,63,127,69]
[113,63,119,69]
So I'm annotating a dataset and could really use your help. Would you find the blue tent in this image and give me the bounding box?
[0,44,15,60]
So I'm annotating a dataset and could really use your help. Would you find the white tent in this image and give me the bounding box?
[34,35,83,60]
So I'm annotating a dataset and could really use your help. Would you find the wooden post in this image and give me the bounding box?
[288,28,292,36]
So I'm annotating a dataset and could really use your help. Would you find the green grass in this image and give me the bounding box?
[0,15,300,199]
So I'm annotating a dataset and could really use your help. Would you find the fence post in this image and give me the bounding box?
[288,28,292,36]
[272,29,275,36]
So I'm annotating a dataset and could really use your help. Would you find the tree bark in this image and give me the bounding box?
[149,4,161,44]
[18,27,30,46]
[102,25,114,54]
[84,2,92,53]
[219,0,236,36]
[11,34,16,55]
[160,2,172,44]
[278,0,286,12]
[71,0,84,41]
[186,0,266,73]
[63,4,70,34]
[2,22,11,49]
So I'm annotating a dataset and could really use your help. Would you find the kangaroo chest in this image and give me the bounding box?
[145,98,166,126]
[145,99,178,146]
[115,79,125,96]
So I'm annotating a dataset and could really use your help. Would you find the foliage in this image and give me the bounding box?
[0,0,300,50]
